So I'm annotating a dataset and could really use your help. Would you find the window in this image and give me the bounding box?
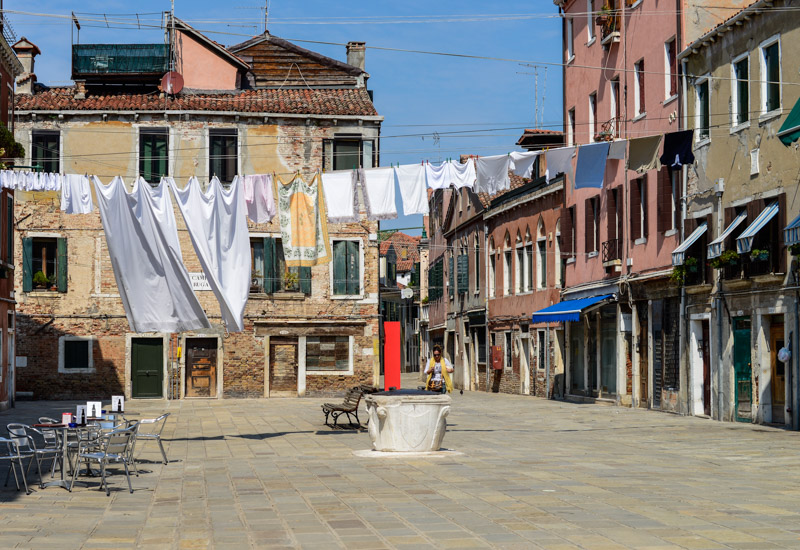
[428,258,444,301]
[22,236,67,292]
[656,169,680,234]
[250,237,311,295]
[566,17,574,60]
[634,59,645,116]
[448,253,455,300]
[696,77,710,141]
[538,331,546,371]
[305,336,353,374]
[457,253,469,294]
[761,37,781,114]
[503,249,512,297]
[587,0,595,42]
[488,238,496,299]
[567,108,576,146]
[209,129,238,184]
[555,220,565,287]
[473,235,480,293]
[732,55,749,126]
[631,176,648,242]
[332,240,361,296]
[665,38,678,99]
[515,232,523,294]
[58,336,94,374]
[537,222,547,289]
[31,130,60,173]
[505,331,512,370]
[6,194,13,265]
[525,230,533,292]
[610,79,620,137]
[139,128,169,184]
[589,92,597,140]
[585,197,599,253]
[323,137,376,171]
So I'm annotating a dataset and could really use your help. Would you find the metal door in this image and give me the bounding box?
[131,338,164,398]
[185,338,217,398]
[733,317,752,422]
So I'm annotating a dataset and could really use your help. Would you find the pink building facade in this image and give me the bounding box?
[557,0,683,409]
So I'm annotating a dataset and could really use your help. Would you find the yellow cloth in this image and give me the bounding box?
[425,357,453,393]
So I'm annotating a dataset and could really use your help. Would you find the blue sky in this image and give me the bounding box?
[10,1,564,234]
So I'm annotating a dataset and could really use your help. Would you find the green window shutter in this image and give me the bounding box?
[411,262,420,288]
[22,237,32,292]
[436,260,443,300]
[448,257,454,299]
[333,240,347,295]
[6,195,13,265]
[457,255,469,294]
[264,237,277,293]
[346,240,360,295]
[56,237,68,292]
[298,266,311,295]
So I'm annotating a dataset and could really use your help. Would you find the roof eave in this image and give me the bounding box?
[678,0,771,60]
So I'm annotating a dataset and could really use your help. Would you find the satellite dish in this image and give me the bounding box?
[160,71,184,95]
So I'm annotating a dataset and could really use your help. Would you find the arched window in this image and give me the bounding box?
[555,219,564,288]
[536,218,547,289]
[474,234,480,294]
[503,232,512,296]
[515,231,524,294]
[524,227,533,292]
[488,236,496,298]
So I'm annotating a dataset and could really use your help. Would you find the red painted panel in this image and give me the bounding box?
[383,322,401,390]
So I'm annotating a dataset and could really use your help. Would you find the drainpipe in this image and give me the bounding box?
[792,285,799,430]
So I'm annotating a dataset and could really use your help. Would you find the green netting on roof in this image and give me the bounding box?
[72,44,170,75]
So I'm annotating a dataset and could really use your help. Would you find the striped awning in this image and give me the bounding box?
[736,201,779,254]
[708,210,747,259]
[672,222,708,266]
[531,294,614,324]
[785,213,800,246]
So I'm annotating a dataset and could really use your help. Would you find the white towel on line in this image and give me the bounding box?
[448,159,477,189]
[321,170,358,223]
[545,146,577,183]
[170,176,251,333]
[361,167,397,220]
[510,151,541,179]
[475,155,511,194]
[60,174,94,214]
[395,164,429,215]
[425,162,449,189]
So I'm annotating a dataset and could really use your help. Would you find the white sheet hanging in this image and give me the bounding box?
[0,170,14,188]
[361,167,397,220]
[395,164,429,215]
[60,174,94,214]
[545,146,577,183]
[425,162,449,189]
[94,176,210,333]
[171,176,251,333]
[510,151,541,179]
[475,155,511,194]
[321,170,358,223]
[240,174,276,224]
[448,159,477,189]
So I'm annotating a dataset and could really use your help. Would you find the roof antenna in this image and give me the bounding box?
[264,0,269,33]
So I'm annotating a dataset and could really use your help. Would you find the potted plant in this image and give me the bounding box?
[48,274,58,291]
[684,256,699,273]
[669,265,686,287]
[283,270,299,292]
[750,248,769,262]
[421,295,429,304]
[32,270,49,289]
[710,249,739,269]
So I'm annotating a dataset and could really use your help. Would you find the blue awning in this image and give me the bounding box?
[736,201,779,254]
[708,210,747,259]
[531,294,614,324]
[785,213,800,246]
[672,222,708,266]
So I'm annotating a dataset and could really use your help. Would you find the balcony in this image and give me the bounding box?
[602,238,622,268]
[420,304,430,324]
[597,11,621,46]
[72,44,170,80]
[720,243,784,281]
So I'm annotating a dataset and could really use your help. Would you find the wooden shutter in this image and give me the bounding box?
[298,266,311,295]
[346,240,360,295]
[638,60,645,113]
[630,179,641,242]
[56,237,68,293]
[657,168,672,233]
[264,237,277,293]
[448,256,455,299]
[6,195,12,264]
[641,176,649,238]
[607,189,617,241]
[457,254,469,294]
[332,240,346,295]
[585,199,594,253]
[561,206,573,256]
[22,236,32,292]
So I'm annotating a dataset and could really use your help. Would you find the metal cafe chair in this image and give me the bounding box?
[0,437,30,494]
[135,413,170,465]
[70,424,138,496]
[5,424,51,488]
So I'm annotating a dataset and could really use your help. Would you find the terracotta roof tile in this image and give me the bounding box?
[15,86,378,116]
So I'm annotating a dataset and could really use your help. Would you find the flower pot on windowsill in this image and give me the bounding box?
[750,249,769,262]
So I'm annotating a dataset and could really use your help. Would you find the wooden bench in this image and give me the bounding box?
[321,387,364,428]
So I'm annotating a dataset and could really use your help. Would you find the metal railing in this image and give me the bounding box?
[602,238,622,264]
[72,44,170,76]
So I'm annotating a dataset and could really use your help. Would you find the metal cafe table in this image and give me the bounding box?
[31,423,77,490]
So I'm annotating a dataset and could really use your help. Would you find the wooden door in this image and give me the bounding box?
[185,338,217,398]
[702,321,711,416]
[637,303,648,408]
[269,339,298,396]
[770,321,785,422]
[131,338,163,398]
[733,317,752,422]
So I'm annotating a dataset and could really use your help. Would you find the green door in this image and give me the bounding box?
[570,323,585,395]
[132,338,164,398]
[733,317,752,422]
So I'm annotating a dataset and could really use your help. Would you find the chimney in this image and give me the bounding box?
[346,41,366,71]
[12,37,41,95]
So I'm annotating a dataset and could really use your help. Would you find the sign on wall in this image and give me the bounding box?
[189,273,212,291]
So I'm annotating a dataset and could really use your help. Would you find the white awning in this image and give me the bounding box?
[736,201,779,254]
[785,213,800,246]
[708,210,747,259]
[671,222,707,266]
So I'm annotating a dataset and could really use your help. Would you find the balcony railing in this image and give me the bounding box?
[420,304,430,323]
[721,243,784,280]
[602,238,622,265]
[597,11,621,45]
[72,44,170,77]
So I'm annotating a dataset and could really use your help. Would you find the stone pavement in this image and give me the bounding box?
[1,383,800,549]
